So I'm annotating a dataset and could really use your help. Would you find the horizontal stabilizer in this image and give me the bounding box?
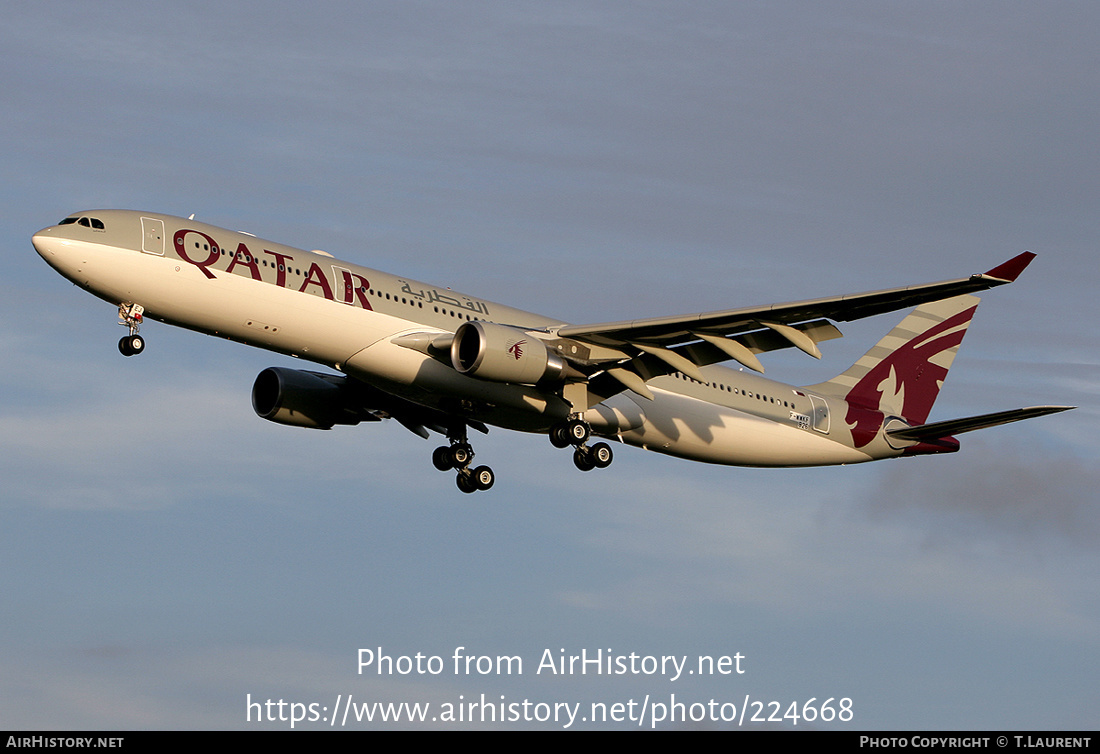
[886,405,1074,441]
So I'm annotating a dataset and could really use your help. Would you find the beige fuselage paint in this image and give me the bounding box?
[34,210,890,467]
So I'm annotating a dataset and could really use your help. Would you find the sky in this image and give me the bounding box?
[2,1,1097,730]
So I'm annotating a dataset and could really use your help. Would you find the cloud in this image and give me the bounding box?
[0,643,475,729]
[537,454,1100,638]
[858,441,1100,552]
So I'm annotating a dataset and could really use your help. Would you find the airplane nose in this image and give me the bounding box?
[32,228,60,260]
[32,227,84,281]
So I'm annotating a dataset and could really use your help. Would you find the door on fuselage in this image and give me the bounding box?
[808,394,830,433]
[141,217,165,255]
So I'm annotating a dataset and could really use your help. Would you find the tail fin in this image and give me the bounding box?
[806,295,980,445]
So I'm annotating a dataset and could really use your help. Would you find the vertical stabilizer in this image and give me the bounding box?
[805,295,980,447]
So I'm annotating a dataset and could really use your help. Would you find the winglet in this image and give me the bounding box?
[983,251,1036,282]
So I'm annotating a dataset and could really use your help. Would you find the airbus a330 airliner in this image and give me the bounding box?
[33,210,1072,493]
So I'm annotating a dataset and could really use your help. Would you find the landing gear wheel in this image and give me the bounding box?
[432,446,454,471]
[566,419,590,445]
[118,335,144,357]
[116,303,145,356]
[573,447,597,472]
[549,425,572,449]
[456,471,478,494]
[448,443,473,469]
[590,442,614,469]
[471,465,495,491]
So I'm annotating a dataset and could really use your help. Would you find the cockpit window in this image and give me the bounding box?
[59,216,105,229]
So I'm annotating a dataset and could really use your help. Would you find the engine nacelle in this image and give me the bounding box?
[251,367,363,429]
[451,321,568,385]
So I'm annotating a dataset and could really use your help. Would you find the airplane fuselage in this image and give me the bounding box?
[32,210,949,479]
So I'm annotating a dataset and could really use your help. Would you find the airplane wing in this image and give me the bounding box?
[555,252,1036,378]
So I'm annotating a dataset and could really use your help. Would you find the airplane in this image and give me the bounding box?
[32,210,1073,493]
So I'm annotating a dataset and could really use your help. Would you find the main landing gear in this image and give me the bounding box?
[549,418,614,472]
[432,425,495,494]
[117,303,146,357]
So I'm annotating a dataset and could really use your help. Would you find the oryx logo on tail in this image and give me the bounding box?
[807,296,980,449]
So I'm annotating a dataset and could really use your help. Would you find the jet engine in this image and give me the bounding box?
[451,321,568,385]
[251,367,365,429]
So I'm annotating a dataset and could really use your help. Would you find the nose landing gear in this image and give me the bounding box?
[117,303,146,357]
